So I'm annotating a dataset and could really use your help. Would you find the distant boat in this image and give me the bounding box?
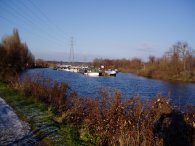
[105,70,117,76]
[84,72,100,77]
[57,65,79,72]
[82,67,101,77]
[68,67,79,72]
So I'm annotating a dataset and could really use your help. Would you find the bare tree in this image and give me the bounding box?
[172,41,192,72]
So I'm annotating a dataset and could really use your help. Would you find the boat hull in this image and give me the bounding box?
[105,70,117,76]
[84,72,99,77]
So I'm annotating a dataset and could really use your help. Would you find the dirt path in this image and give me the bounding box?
[0,97,30,145]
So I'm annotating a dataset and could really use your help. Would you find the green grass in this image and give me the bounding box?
[0,82,89,146]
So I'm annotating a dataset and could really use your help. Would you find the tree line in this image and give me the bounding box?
[0,29,35,81]
[93,42,195,82]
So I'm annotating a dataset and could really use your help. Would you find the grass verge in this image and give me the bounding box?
[0,82,87,146]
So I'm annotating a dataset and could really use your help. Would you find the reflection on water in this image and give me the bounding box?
[22,68,195,106]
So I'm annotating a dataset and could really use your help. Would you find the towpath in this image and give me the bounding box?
[0,97,30,145]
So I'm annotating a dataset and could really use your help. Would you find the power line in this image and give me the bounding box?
[27,0,69,40]
[0,0,75,61]
[19,0,68,42]
[2,0,66,47]
[0,16,65,50]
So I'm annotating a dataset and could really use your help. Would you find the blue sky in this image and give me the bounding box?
[0,0,195,62]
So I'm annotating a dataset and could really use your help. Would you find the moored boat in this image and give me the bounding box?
[105,70,117,76]
[84,72,100,77]
[57,65,79,72]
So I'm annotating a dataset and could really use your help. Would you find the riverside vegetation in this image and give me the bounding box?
[93,42,195,82]
[0,29,34,82]
[0,29,195,145]
[1,74,195,146]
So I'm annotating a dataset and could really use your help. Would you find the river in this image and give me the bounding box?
[22,68,195,106]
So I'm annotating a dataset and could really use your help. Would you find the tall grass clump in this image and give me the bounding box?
[18,74,77,114]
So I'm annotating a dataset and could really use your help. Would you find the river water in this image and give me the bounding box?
[23,68,195,106]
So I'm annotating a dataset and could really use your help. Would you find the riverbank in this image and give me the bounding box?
[92,50,195,83]
[0,82,87,146]
[122,69,195,83]
[1,75,195,146]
